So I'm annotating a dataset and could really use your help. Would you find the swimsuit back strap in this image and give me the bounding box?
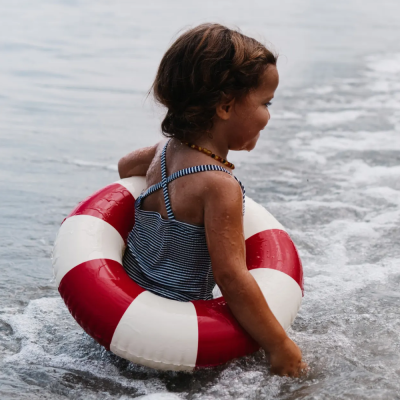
[139,140,245,217]
[139,164,232,201]
[160,140,175,219]
[139,181,163,200]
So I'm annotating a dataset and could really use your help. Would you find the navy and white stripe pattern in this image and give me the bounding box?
[123,140,245,301]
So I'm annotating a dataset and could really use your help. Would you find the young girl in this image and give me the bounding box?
[118,23,307,377]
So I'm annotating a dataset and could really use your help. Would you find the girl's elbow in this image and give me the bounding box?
[214,269,247,294]
[118,157,128,178]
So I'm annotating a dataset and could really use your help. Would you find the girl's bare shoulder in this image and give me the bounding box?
[202,170,244,215]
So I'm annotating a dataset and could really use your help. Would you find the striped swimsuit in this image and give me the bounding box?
[123,140,245,302]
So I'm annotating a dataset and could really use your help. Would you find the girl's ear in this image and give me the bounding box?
[216,97,235,121]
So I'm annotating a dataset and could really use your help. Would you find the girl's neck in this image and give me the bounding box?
[189,134,229,159]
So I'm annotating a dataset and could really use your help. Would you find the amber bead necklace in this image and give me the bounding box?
[183,142,235,170]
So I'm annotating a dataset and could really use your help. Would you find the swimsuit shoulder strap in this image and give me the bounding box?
[166,164,246,215]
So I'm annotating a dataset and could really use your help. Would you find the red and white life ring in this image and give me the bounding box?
[52,176,303,371]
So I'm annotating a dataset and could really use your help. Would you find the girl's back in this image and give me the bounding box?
[123,138,244,301]
[141,140,237,226]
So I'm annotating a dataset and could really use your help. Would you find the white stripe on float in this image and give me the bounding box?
[52,215,125,287]
[244,197,285,240]
[116,176,147,200]
[212,285,223,299]
[250,268,302,330]
[110,291,198,371]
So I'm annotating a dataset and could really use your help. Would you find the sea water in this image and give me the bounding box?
[1,0,400,399]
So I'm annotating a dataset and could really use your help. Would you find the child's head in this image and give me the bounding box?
[152,23,278,143]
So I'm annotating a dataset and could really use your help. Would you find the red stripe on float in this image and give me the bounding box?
[65,183,136,242]
[245,229,304,292]
[58,259,146,350]
[193,298,259,368]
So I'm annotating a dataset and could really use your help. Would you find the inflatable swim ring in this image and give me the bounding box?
[52,176,303,371]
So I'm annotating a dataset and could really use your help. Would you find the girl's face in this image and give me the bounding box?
[226,65,279,151]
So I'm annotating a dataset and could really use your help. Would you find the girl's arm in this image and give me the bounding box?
[204,174,307,377]
[118,143,159,178]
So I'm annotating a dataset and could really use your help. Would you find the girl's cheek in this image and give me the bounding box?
[264,110,271,126]
[258,107,270,123]
[260,112,270,130]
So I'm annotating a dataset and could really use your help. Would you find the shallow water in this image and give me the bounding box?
[1,0,400,399]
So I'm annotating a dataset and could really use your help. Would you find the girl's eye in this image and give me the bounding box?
[265,101,272,108]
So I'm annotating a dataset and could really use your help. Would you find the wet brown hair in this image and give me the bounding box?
[151,23,277,141]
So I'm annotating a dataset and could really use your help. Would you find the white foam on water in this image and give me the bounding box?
[273,111,303,120]
[305,86,334,95]
[271,199,367,213]
[294,150,327,164]
[1,297,170,398]
[53,158,118,171]
[364,185,400,202]
[190,365,283,400]
[306,110,365,126]
[333,159,400,185]
[0,297,293,400]
[291,130,400,154]
[68,159,118,171]
[301,219,396,293]
[137,394,181,400]
[42,156,119,172]
[367,54,400,74]
[368,80,400,93]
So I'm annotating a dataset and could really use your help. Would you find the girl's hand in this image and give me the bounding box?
[269,337,308,377]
